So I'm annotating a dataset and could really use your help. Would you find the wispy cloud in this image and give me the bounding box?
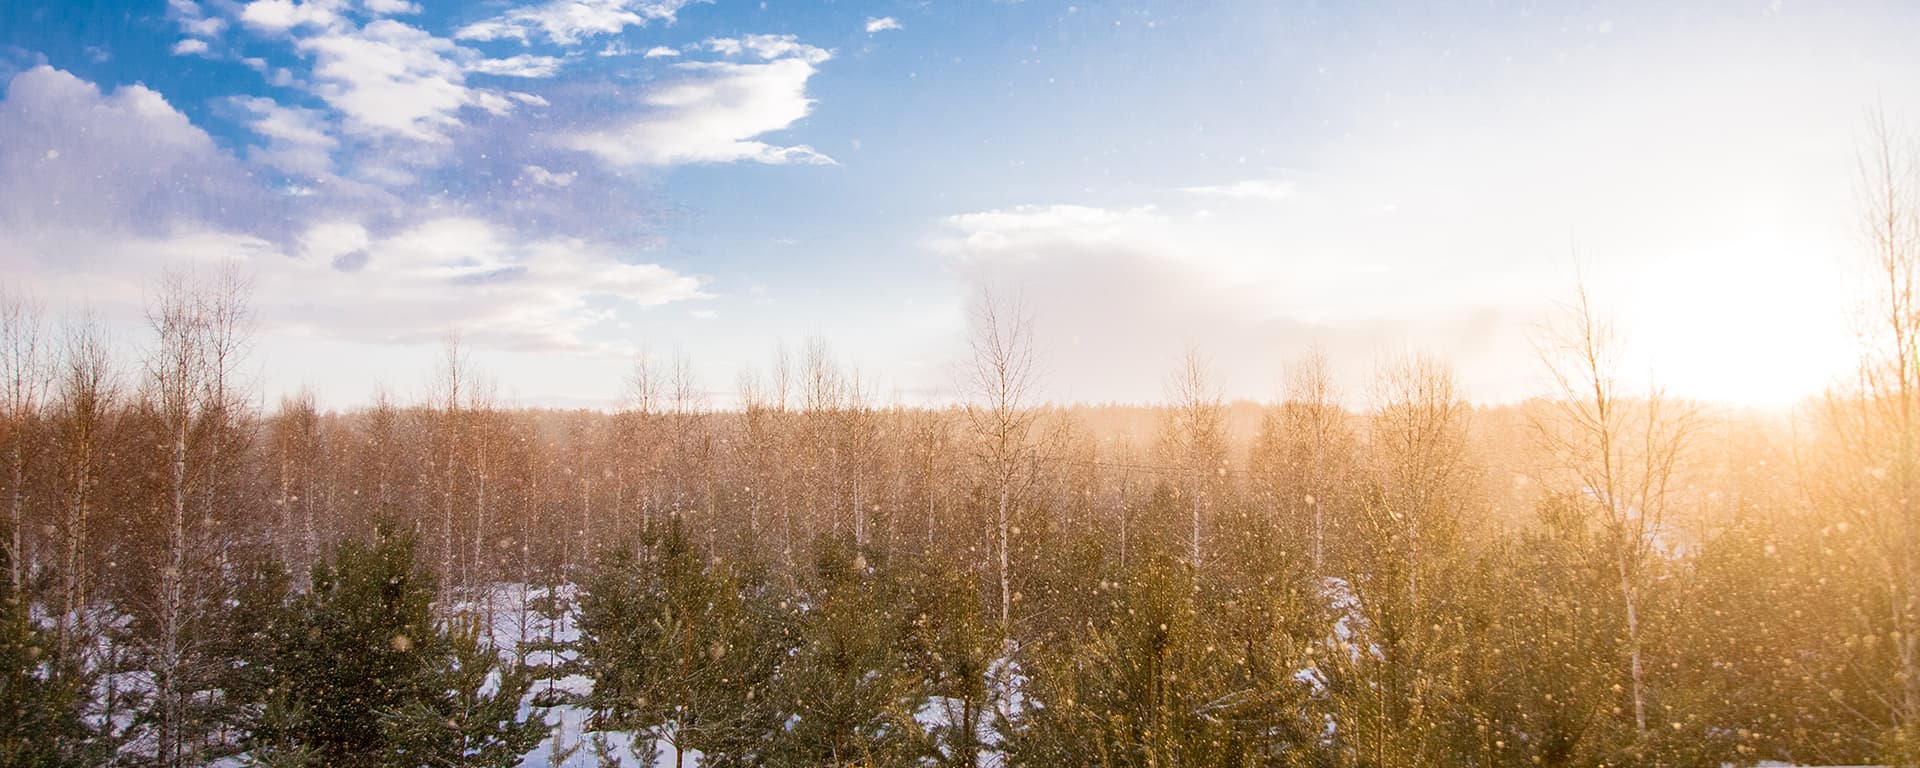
[297,19,479,142]
[1180,178,1295,201]
[703,34,830,63]
[276,216,709,349]
[363,0,420,14]
[519,165,576,187]
[232,96,338,175]
[455,0,702,46]
[0,65,707,353]
[168,0,230,38]
[171,38,213,56]
[229,2,567,145]
[238,0,349,34]
[466,53,566,78]
[561,35,835,167]
[865,16,902,34]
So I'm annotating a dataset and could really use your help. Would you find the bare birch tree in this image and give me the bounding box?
[627,345,666,534]
[1369,353,1470,629]
[142,267,253,768]
[961,288,1039,635]
[196,264,252,545]
[148,271,198,768]
[432,334,470,610]
[1282,347,1350,576]
[52,313,114,657]
[844,369,881,549]
[668,347,708,548]
[1532,280,1696,741]
[270,389,322,586]
[467,375,498,597]
[1814,111,1920,759]
[1162,346,1226,568]
[800,336,842,548]
[1339,352,1472,767]
[359,386,402,533]
[0,289,49,592]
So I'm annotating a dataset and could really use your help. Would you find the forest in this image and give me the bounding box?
[5,145,1920,768]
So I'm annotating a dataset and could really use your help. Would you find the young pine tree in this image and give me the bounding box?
[1010,545,1255,768]
[381,617,548,768]
[903,557,996,768]
[0,545,100,767]
[276,522,440,767]
[769,536,928,768]
[577,522,786,767]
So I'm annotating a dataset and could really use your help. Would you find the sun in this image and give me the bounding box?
[1622,238,1857,408]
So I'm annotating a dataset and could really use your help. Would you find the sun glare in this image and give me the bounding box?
[1627,238,1857,407]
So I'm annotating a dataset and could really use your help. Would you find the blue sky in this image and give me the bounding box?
[2,0,1916,408]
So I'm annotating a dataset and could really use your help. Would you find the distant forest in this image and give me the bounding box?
[6,142,1920,768]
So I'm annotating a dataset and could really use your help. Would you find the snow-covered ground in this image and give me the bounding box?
[451,583,688,768]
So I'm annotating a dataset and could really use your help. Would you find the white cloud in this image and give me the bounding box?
[267,217,709,349]
[171,38,213,56]
[471,90,517,115]
[934,202,1266,402]
[941,204,1165,252]
[5,142,705,352]
[865,16,902,33]
[520,165,576,187]
[168,0,229,38]
[0,67,274,327]
[0,66,709,402]
[364,0,420,14]
[931,193,1551,404]
[1180,178,1295,201]
[455,0,702,46]
[239,0,349,34]
[241,10,557,143]
[704,34,830,63]
[10,216,708,353]
[562,36,835,167]
[298,19,479,142]
[350,160,419,187]
[642,46,679,58]
[300,219,370,262]
[183,16,228,36]
[232,96,337,174]
[238,98,333,148]
[241,56,303,88]
[0,66,258,238]
[466,53,566,78]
